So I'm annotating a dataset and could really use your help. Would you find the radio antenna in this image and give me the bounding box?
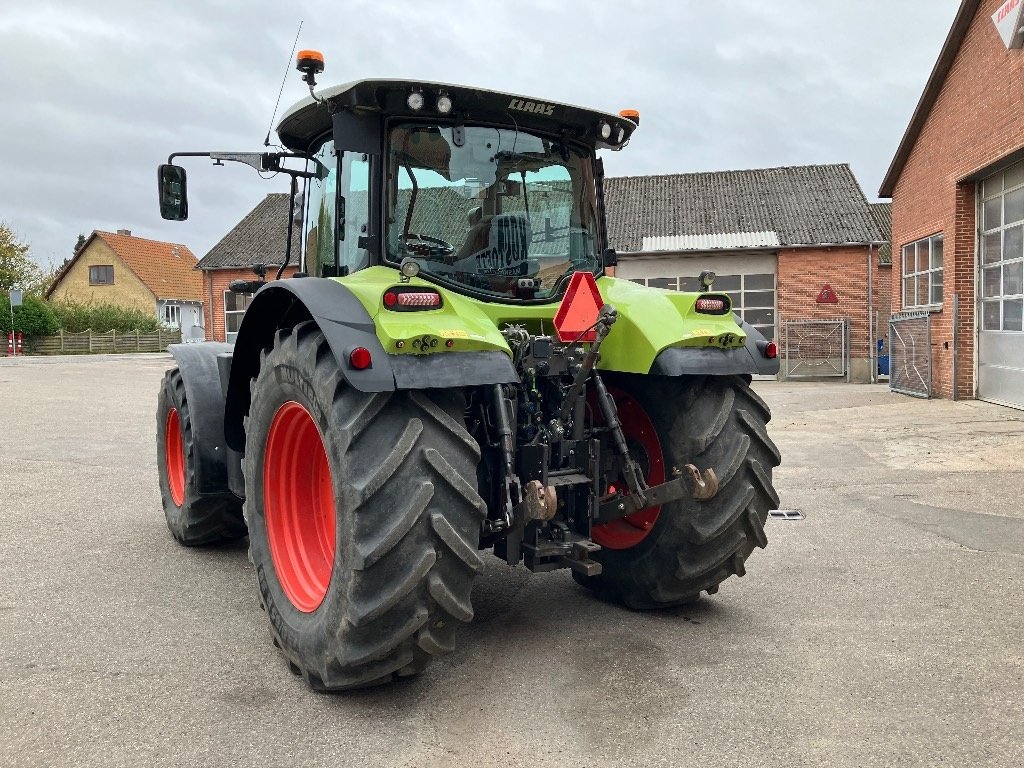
[263,21,304,147]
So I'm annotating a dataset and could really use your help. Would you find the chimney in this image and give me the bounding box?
[172,245,180,258]
[117,229,132,236]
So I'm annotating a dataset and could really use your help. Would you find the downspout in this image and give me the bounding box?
[867,243,875,384]
[207,270,215,342]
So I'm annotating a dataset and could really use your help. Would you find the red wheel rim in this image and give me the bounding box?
[263,401,336,613]
[590,387,665,550]
[165,408,186,507]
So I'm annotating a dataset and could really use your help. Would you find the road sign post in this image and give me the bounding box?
[8,289,23,356]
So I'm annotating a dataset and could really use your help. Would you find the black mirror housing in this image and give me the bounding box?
[158,164,188,221]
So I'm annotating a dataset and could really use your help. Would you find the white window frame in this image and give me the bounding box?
[901,234,944,310]
[224,291,252,343]
[979,162,1024,332]
[161,303,181,328]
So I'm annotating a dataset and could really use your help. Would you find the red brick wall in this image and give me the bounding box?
[202,267,299,342]
[778,246,878,369]
[890,0,1024,398]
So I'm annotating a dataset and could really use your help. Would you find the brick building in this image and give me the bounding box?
[605,165,889,382]
[880,0,1024,407]
[197,194,300,342]
[46,230,205,340]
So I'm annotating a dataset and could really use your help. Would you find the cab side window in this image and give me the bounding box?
[304,139,337,277]
[339,153,371,275]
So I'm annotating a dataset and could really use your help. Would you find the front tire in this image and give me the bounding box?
[244,322,486,690]
[576,374,780,609]
[156,368,246,545]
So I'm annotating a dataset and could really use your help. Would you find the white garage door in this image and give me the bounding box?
[978,160,1024,409]
[616,252,778,340]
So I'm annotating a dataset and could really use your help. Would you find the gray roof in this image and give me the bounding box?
[869,202,893,265]
[197,193,302,270]
[604,163,885,252]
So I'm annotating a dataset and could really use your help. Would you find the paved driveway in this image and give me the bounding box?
[1,354,1021,767]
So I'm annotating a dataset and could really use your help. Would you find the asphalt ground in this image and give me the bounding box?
[1,353,1022,767]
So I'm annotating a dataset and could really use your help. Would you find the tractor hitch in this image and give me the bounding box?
[596,464,718,522]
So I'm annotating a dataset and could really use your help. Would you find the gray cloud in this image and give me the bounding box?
[1,0,959,268]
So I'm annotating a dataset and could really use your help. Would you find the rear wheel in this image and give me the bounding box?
[156,368,246,545]
[576,374,780,608]
[244,322,486,690]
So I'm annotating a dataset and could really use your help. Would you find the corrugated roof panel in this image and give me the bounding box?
[641,231,781,251]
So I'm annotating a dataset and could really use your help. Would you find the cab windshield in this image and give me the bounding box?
[386,123,601,300]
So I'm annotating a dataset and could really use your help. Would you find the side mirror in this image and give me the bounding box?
[158,164,188,221]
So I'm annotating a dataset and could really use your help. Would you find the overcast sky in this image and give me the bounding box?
[1,0,961,268]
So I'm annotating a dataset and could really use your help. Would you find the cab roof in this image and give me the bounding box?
[276,78,637,154]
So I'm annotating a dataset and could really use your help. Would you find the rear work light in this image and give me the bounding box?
[694,295,730,315]
[382,288,443,311]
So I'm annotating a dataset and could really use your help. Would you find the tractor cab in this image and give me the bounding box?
[160,74,638,303]
[278,78,638,302]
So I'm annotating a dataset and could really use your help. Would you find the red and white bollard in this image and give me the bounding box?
[6,332,12,356]
[16,332,23,355]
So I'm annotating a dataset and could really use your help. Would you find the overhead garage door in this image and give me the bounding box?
[616,252,778,341]
[979,160,1024,409]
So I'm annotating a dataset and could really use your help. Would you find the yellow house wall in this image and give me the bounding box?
[50,240,156,313]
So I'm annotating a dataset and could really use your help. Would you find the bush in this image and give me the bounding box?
[49,299,164,333]
[0,293,60,336]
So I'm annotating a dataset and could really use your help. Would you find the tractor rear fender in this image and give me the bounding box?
[224,277,519,452]
[167,341,235,496]
[649,320,780,377]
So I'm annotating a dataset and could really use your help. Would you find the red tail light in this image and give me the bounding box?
[763,341,778,359]
[349,347,372,369]
[695,296,729,314]
[383,288,442,311]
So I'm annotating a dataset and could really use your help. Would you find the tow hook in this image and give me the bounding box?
[680,464,718,500]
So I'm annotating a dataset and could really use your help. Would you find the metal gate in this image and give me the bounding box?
[889,311,931,397]
[784,319,848,378]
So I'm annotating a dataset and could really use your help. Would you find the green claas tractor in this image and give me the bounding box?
[155,52,780,691]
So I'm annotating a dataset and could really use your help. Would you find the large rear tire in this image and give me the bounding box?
[156,368,246,545]
[244,322,486,691]
[575,374,780,609]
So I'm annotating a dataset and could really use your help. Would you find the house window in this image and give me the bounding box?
[162,304,181,328]
[224,291,254,343]
[629,272,777,340]
[901,234,943,309]
[89,265,114,285]
[980,161,1024,332]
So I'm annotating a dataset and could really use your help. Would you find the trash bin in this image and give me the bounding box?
[877,338,889,376]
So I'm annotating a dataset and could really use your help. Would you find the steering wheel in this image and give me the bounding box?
[399,233,455,259]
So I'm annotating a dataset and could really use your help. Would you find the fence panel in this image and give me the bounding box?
[784,319,848,378]
[889,312,931,397]
[28,329,181,355]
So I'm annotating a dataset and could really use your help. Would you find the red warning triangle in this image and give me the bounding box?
[553,272,603,342]
[816,284,839,304]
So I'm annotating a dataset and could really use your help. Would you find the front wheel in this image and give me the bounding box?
[244,322,486,690]
[576,374,780,608]
[156,368,246,545]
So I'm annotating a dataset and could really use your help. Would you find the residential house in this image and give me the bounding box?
[46,230,205,340]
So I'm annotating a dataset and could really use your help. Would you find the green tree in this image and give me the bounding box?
[74,233,86,255]
[0,222,47,295]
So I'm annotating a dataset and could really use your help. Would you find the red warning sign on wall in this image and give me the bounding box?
[816,284,839,304]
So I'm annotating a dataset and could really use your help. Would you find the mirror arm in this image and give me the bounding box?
[166,151,315,179]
